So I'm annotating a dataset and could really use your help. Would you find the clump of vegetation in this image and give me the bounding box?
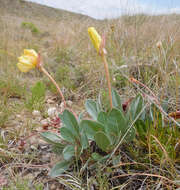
[26,81,46,111]
[21,22,40,34]
[0,77,26,98]
[41,90,143,176]
[0,1,180,188]
[0,102,11,127]
[2,177,43,190]
[40,28,180,189]
[55,48,74,64]
[55,65,75,90]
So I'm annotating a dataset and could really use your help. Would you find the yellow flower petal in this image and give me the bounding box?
[17,62,34,72]
[19,55,37,66]
[88,27,102,53]
[17,49,38,72]
[24,49,38,57]
[18,56,31,64]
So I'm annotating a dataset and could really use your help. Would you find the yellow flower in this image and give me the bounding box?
[88,27,102,53]
[17,49,38,72]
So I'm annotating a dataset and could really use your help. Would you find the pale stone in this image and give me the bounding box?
[67,100,73,107]
[41,119,49,126]
[32,110,41,117]
[47,107,58,118]
[156,41,162,49]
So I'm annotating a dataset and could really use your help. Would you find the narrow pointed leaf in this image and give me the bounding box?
[40,132,62,145]
[127,94,143,122]
[112,89,123,113]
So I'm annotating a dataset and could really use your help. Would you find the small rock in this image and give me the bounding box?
[50,184,56,190]
[47,107,58,118]
[40,145,49,150]
[30,145,37,150]
[46,98,55,104]
[60,102,65,110]
[67,100,73,107]
[41,119,49,126]
[41,154,51,163]
[32,110,41,117]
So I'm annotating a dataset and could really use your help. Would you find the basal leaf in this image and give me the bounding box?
[60,127,77,143]
[107,108,127,140]
[95,131,111,152]
[50,161,70,177]
[59,110,80,138]
[80,132,89,149]
[63,145,75,161]
[97,111,108,126]
[85,99,100,120]
[40,132,62,145]
[80,120,105,140]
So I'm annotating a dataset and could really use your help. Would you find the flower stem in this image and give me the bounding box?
[40,66,66,107]
[101,54,113,109]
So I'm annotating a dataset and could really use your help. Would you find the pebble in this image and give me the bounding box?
[156,41,162,48]
[67,100,73,107]
[47,107,58,118]
[41,153,51,162]
[46,98,55,104]
[30,145,37,150]
[41,119,49,126]
[32,110,41,117]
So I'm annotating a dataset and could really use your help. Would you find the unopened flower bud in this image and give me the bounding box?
[156,41,162,49]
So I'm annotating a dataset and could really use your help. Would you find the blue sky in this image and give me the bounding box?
[139,0,180,8]
[26,0,180,19]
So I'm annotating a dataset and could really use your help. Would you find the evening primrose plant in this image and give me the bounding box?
[16,28,144,177]
[17,49,66,106]
[85,27,143,152]
[17,48,90,176]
